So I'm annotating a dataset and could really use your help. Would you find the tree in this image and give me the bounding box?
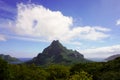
[47,64,70,80]
[68,71,93,80]
[0,58,10,80]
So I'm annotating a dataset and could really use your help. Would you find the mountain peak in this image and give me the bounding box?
[52,40,60,44]
[42,40,66,55]
[27,40,90,65]
[50,40,62,47]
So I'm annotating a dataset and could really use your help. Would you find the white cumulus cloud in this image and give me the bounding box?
[116,19,120,26]
[80,45,120,58]
[0,34,6,41]
[71,26,110,41]
[9,3,111,43]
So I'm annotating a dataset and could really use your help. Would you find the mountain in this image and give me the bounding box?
[105,54,120,61]
[18,58,32,62]
[0,54,21,63]
[27,40,90,65]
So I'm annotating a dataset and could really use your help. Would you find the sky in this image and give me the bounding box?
[0,0,120,59]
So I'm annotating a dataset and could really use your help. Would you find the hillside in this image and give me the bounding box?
[0,54,21,63]
[27,40,90,65]
[105,54,120,61]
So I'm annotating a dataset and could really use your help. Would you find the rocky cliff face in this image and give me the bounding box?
[27,40,90,65]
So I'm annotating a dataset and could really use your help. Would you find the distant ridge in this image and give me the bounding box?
[27,40,91,65]
[0,54,21,63]
[105,54,120,61]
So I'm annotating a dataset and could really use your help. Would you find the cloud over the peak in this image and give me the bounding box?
[81,45,120,58]
[9,3,110,42]
[10,3,73,41]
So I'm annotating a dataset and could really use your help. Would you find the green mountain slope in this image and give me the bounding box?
[0,54,21,63]
[27,40,90,65]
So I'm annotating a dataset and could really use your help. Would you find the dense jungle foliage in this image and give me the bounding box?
[0,57,120,80]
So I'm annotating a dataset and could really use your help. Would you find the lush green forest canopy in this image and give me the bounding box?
[0,57,120,80]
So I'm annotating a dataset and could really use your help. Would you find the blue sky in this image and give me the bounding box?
[0,0,120,58]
